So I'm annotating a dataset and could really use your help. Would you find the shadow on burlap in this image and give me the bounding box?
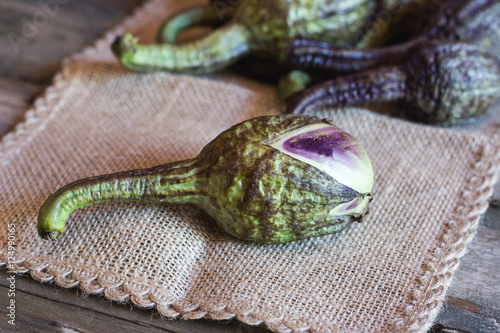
[1,0,500,332]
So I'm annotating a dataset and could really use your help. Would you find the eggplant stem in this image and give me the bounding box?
[287,38,423,73]
[37,159,206,241]
[286,66,407,114]
[156,5,228,44]
[112,22,251,74]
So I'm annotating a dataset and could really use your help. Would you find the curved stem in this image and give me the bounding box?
[286,66,407,114]
[287,38,423,72]
[156,5,227,44]
[37,159,206,241]
[112,22,251,74]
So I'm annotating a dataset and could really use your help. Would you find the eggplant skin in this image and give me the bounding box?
[196,115,373,244]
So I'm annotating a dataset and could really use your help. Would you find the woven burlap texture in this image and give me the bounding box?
[2,1,500,332]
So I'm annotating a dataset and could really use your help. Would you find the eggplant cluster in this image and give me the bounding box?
[111,0,500,126]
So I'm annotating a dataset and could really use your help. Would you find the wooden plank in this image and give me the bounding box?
[0,272,269,333]
[0,0,147,82]
[432,302,500,333]
[490,181,500,206]
[0,0,147,136]
[438,206,500,319]
[432,204,500,331]
[0,77,45,136]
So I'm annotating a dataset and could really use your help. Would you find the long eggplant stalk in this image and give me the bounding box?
[38,160,205,241]
[112,23,251,74]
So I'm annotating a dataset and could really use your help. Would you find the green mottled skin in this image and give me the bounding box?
[38,115,370,244]
[112,0,377,74]
[287,41,500,126]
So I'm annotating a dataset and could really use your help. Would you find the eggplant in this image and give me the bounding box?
[38,115,374,244]
[287,0,500,72]
[111,0,379,74]
[287,41,500,126]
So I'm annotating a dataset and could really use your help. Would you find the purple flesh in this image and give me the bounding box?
[282,127,359,161]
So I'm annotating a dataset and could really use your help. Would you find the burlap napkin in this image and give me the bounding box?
[2,1,500,332]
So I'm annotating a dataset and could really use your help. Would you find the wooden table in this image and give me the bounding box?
[1,1,499,332]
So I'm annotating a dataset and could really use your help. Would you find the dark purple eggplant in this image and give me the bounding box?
[287,0,500,72]
[286,41,500,126]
